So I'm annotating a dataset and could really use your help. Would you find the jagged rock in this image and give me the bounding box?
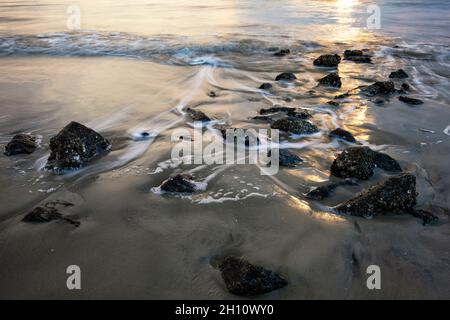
[219,257,287,296]
[271,118,319,135]
[259,83,273,90]
[278,149,303,167]
[318,72,342,87]
[306,178,358,201]
[45,122,111,174]
[22,202,80,227]
[344,50,372,63]
[259,106,311,120]
[329,128,356,143]
[160,174,196,193]
[398,96,423,105]
[273,49,290,57]
[313,54,341,67]
[275,73,297,81]
[185,107,211,122]
[361,81,396,96]
[331,146,401,180]
[4,134,38,156]
[401,83,411,91]
[260,106,295,115]
[286,109,312,120]
[389,69,409,79]
[335,174,417,217]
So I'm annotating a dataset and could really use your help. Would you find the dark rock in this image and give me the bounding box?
[313,54,341,67]
[409,209,439,226]
[219,257,287,296]
[45,122,111,174]
[330,146,401,180]
[259,83,273,90]
[278,149,303,167]
[275,73,297,81]
[401,83,410,91]
[213,125,260,146]
[160,174,196,194]
[306,178,357,201]
[273,49,290,57]
[4,134,37,156]
[252,115,273,122]
[344,50,372,63]
[335,174,417,217]
[185,107,211,122]
[260,106,295,115]
[361,81,396,97]
[271,118,319,135]
[327,101,340,106]
[286,109,312,120]
[141,132,150,137]
[329,128,356,143]
[318,72,342,87]
[207,91,217,98]
[389,69,409,79]
[334,93,350,99]
[398,96,423,105]
[22,202,80,227]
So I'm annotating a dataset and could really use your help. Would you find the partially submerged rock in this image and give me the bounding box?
[343,50,372,63]
[160,174,196,194]
[259,83,273,90]
[22,201,80,227]
[271,118,319,135]
[219,257,287,296]
[330,146,402,180]
[398,96,424,105]
[275,72,297,81]
[306,178,357,201]
[278,149,303,167]
[207,91,217,98]
[409,209,439,226]
[329,128,356,143]
[313,54,341,67]
[361,81,396,97]
[273,49,290,57]
[259,106,311,120]
[327,101,340,106]
[335,174,417,217]
[389,69,409,79]
[45,122,111,174]
[318,72,342,87]
[185,107,211,122]
[4,134,37,156]
[286,109,312,120]
[260,106,295,115]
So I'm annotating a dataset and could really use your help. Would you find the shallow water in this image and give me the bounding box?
[0,0,450,299]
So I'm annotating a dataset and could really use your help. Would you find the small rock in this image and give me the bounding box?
[329,128,356,143]
[277,149,303,167]
[275,73,297,81]
[401,83,411,91]
[327,101,340,106]
[306,178,357,201]
[334,93,350,100]
[4,134,37,156]
[361,81,396,97]
[160,174,196,193]
[45,122,111,174]
[343,50,372,63]
[141,132,150,137]
[207,91,217,98]
[330,146,401,180]
[185,107,211,122]
[273,49,290,57]
[389,69,409,79]
[260,106,295,115]
[318,72,342,88]
[22,202,80,227]
[259,83,273,90]
[335,173,417,217]
[409,209,439,226]
[271,118,319,135]
[313,54,341,67]
[219,257,287,296]
[398,96,423,105]
[252,115,273,122]
[286,109,312,120]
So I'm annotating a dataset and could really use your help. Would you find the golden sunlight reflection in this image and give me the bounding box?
[287,195,347,223]
[332,0,367,43]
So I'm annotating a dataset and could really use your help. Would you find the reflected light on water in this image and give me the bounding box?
[287,195,347,223]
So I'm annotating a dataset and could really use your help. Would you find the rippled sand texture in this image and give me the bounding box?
[0,0,449,299]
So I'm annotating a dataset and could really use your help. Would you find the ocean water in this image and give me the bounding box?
[0,0,449,299]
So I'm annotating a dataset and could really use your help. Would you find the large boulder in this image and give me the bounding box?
[45,122,111,174]
[318,72,342,87]
[313,54,341,67]
[335,174,417,217]
[4,134,37,156]
[271,118,319,135]
[330,146,401,180]
[219,257,287,296]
